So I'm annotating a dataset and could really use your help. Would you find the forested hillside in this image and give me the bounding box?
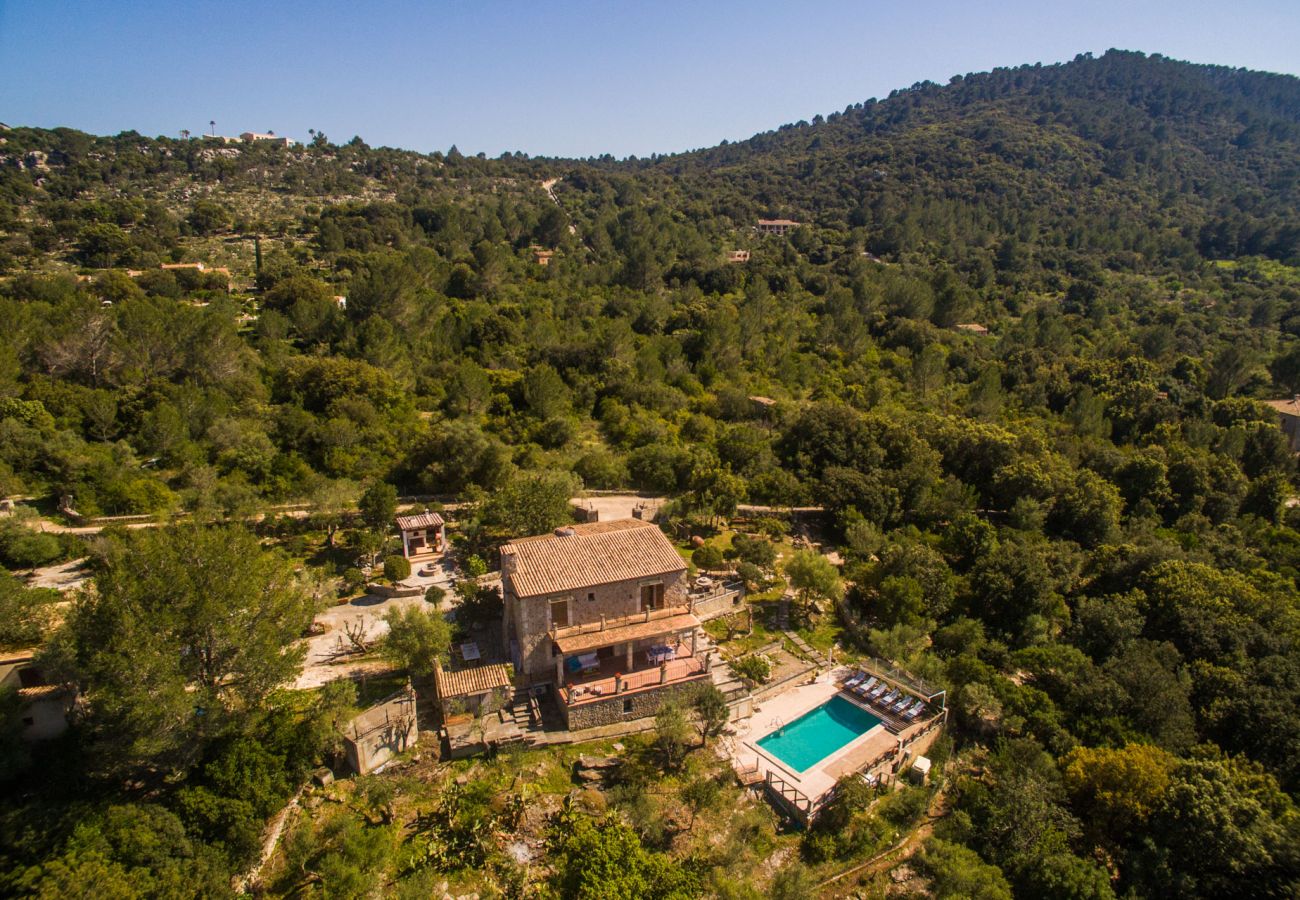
[2,48,1300,898]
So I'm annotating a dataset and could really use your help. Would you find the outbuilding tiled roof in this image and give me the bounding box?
[434,662,513,700]
[1264,398,1300,416]
[502,519,686,599]
[396,511,444,530]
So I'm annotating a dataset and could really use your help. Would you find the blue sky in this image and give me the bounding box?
[2,0,1298,158]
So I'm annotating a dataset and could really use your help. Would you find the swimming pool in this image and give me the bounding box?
[756,695,882,773]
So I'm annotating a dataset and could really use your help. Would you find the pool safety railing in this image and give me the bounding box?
[764,770,816,822]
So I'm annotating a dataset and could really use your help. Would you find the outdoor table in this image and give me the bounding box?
[646,645,675,665]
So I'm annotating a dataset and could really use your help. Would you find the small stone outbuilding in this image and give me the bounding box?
[432,660,513,720]
[342,685,418,775]
[396,511,446,562]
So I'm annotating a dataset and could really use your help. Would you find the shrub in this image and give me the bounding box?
[692,544,724,570]
[382,606,450,678]
[731,654,771,685]
[382,554,411,583]
[735,561,764,591]
[0,522,64,569]
[731,533,777,569]
[341,567,365,594]
[424,585,446,607]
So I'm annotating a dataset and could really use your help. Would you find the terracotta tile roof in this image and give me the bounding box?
[758,218,800,226]
[434,662,513,699]
[1264,398,1300,416]
[502,519,686,599]
[396,511,444,530]
[17,684,66,701]
[553,609,700,654]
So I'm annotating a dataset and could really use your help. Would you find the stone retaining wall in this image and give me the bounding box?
[561,677,707,730]
[367,583,425,599]
[692,587,744,621]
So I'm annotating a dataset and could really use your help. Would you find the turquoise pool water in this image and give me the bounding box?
[756,695,882,773]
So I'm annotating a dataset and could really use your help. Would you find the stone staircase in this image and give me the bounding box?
[496,687,545,745]
[784,631,830,668]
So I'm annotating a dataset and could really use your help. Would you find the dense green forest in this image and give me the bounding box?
[2,48,1300,897]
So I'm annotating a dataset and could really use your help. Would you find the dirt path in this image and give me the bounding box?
[817,782,951,893]
[540,177,576,235]
[25,557,92,591]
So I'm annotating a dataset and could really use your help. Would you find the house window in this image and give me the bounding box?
[640,582,664,611]
[550,598,570,628]
[587,592,596,603]
[623,698,633,713]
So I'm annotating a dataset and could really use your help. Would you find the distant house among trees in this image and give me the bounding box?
[157,261,230,290]
[756,218,800,235]
[240,131,296,146]
[955,322,990,335]
[0,649,70,741]
[1264,397,1300,452]
[726,250,751,263]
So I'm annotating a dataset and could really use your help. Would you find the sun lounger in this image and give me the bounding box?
[878,689,900,707]
[852,676,879,697]
[892,695,913,713]
[860,676,879,693]
[868,681,889,699]
[842,672,865,689]
[902,700,926,720]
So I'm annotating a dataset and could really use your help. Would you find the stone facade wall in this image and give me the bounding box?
[505,564,687,680]
[21,697,69,740]
[561,675,706,730]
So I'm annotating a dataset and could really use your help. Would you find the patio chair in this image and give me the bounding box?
[891,695,913,713]
[867,681,889,699]
[878,689,900,707]
[842,671,866,689]
[902,700,926,720]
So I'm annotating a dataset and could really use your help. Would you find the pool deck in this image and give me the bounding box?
[728,668,905,801]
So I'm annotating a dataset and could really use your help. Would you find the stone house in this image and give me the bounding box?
[342,685,418,775]
[500,519,714,730]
